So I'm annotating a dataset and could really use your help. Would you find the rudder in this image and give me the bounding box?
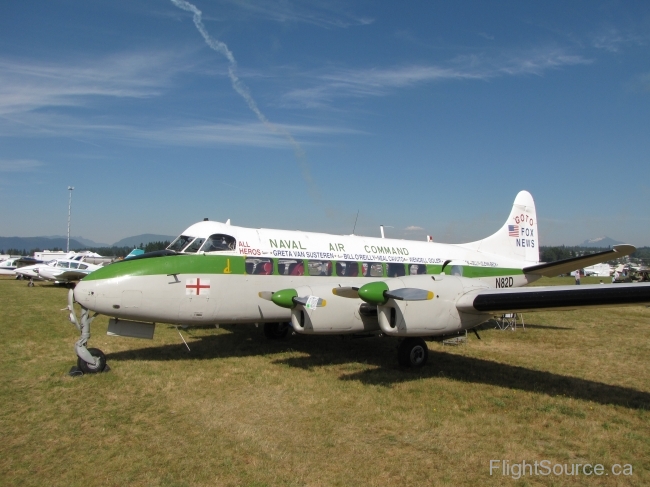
[463,191,539,263]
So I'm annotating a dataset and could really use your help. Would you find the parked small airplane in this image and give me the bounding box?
[38,257,103,284]
[0,256,44,276]
[67,191,650,374]
[0,257,21,276]
[15,253,102,285]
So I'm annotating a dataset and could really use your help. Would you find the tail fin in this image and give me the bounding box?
[463,190,539,264]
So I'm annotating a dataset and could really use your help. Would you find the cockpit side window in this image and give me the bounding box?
[201,234,236,252]
[168,235,195,252]
[184,238,205,253]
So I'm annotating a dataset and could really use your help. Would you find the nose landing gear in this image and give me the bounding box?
[66,289,108,375]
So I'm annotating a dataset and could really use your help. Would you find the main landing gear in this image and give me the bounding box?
[398,337,429,368]
[66,289,108,375]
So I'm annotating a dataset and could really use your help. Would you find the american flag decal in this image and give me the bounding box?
[508,225,519,237]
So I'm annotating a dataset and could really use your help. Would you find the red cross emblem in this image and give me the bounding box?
[185,278,210,296]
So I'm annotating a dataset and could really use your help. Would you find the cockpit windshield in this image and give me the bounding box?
[200,234,236,252]
[168,235,195,252]
[184,238,205,253]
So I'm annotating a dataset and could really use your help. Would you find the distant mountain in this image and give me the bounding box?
[44,235,110,248]
[0,236,85,253]
[112,234,176,247]
[579,237,625,248]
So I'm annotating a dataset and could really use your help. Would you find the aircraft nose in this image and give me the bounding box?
[74,279,97,310]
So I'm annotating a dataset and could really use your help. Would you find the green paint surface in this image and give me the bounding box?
[271,289,298,309]
[84,255,525,282]
[83,255,245,281]
[358,281,389,305]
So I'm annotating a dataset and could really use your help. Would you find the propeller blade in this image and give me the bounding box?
[293,295,327,309]
[258,291,274,301]
[384,288,434,301]
[331,286,359,298]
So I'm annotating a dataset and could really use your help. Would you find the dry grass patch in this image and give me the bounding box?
[0,276,649,486]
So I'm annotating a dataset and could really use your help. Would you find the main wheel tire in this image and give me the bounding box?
[264,322,289,340]
[77,348,107,374]
[398,338,428,368]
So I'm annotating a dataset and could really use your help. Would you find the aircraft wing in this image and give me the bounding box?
[523,244,635,277]
[49,270,90,282]
[457,282,650,314]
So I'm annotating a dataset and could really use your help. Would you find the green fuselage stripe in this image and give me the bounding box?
[83,255,525,281]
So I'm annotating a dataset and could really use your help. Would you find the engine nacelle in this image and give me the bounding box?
[375,275,490,337]
[288,284,379,335]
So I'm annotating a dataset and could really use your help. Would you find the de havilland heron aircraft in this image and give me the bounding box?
[66,191,650,374]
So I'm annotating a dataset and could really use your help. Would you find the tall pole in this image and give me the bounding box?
[67,186,74,252]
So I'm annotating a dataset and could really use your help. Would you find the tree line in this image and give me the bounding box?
[1,241,171,258]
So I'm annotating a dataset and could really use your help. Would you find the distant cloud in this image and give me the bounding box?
[478,32,495,41]
[0,113,361,149]
[222,0,374,28]
[130,121,362,148]
[405,225,424,231]
[0,51,188,117]
[591,29,646,53]
[0,159,43,172]
[282,47,592,107]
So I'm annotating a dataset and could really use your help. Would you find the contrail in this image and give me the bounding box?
[170,0,318,198]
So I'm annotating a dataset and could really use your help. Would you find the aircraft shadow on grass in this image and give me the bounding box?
[105,324,650,410]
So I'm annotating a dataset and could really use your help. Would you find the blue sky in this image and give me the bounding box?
[1,0,648,246]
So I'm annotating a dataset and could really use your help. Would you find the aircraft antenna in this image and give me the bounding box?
[352,210,359,235]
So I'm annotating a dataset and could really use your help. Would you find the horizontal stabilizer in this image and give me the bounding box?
[523,245,635,277]
[457,282,650,314]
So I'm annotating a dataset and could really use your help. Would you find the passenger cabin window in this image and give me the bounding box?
[307,260,333,276]
[409,264,426,275]
[184,238,205,253]
[70,262,80,269]
[58,262,70,268]
[278,259,304,276]
[361,262,383,277]
[245,258,273,275]
[201,234,236,252]
[387,263,406,278]
[335,262,359,277]
[168,235,195,252]
[79,264,88,270]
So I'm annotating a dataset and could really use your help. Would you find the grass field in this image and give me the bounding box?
[1,275,649,486]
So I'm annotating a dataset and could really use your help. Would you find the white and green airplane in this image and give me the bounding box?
[67,191,650,374]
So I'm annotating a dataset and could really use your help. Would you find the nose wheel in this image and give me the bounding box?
[66,289,108,375]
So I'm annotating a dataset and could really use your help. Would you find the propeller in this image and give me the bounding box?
[331,286,359,298]
[358,281,434,305]
[293,296,327,308]
[260,289,326,309]
[385,288,434,301]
